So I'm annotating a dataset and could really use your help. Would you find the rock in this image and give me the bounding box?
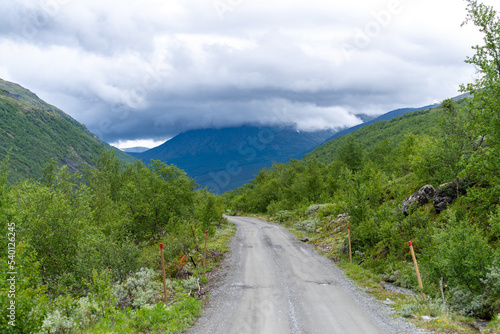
[383,283,415,296]
[383,298,395,305]
[401,185,436,215]
[337,213,349,219]
[433,183,456,213]
[433,178,475,213]
[301,237,310,242]
[318,213,350,233]
[421,315,438,321]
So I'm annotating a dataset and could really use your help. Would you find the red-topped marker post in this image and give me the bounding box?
[203,230,208,268]
[160,243,168,304]
[348,226,352,264]
[409,241,425,299]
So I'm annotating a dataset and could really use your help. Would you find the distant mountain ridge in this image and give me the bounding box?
[323,104,439,143]
[0,78,135,182]
[121,147,150,153]
[133,102,446,192]
[133,125,337,192]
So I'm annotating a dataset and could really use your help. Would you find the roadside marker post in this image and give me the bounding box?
[348,226,352,264]
[409,241,425,299]
[160,243,168,304]
[203,230,208,268]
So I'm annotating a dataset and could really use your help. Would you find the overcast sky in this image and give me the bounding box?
[0,0,492,148]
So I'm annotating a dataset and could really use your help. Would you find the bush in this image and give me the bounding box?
[398,298,448,319]
[380,261,418,289]
[482,264,500,316]
[400,303,418,318]
[316,203,346,220]
[273,210,294,223]
[305,204,329,216]
[0,242,50,334]
[426,210,493,294]
[448,287,490,318]
[180,276,199,292]
[293,218,317,233]
[114,268,165,310]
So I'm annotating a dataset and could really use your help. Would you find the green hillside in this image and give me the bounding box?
[303,101,467,164]
[0,78,135,181]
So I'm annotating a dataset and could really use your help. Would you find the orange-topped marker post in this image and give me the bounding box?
[409,241,425,299]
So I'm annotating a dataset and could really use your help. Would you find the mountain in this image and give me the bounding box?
[0,78,135,182]
[354,113,377,123]
[323,104,439,143]
[121,147,150,153]
[305,104,448,163]
[134,125,336,193]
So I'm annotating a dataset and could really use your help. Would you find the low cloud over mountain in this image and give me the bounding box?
[0,0,486,144]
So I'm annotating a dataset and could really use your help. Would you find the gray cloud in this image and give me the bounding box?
[0,0,487,145]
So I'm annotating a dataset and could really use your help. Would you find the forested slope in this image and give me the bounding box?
[0,78,135,182]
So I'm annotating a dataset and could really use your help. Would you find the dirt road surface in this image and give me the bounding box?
[187,216,427,334]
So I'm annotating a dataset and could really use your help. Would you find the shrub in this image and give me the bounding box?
[0,242,50,334]
[316,203,346,220]
[400,303,417,318]
[293,218,317,233]
[448,287,490,318]
[38,310,76,334]
[305,204,329,216]
[398,298,448,319]
[426,210,493,294]
[114,267,165,310]
[274,210,294,223]
[180,276,199,292]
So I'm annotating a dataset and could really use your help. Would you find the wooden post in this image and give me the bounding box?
[348,226,352,264]
[160,243,168,304]
[203,230,208,268]
[409,241,425,299]
[439,277,446,304]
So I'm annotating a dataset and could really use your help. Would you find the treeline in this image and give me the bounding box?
[0,151,224,333]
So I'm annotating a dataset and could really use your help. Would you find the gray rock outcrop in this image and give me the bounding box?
[401,185,436,215]
[433,179,473,213]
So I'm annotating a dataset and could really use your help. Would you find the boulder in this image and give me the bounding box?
[433,178,474,213]
[401,185,436,215]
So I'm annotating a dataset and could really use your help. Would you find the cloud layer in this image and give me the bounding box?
[0,0,488,145]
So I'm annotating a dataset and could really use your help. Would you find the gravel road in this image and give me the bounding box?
[187,216,427,334]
